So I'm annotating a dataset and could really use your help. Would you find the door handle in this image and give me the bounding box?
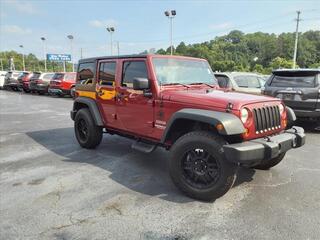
[97,89,104,96]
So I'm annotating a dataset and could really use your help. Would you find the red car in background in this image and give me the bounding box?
[48,72,76,97]
[18,72,34,93]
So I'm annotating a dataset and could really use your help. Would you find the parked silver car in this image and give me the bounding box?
[214,72,265,94]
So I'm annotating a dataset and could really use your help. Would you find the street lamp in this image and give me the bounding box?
[19,45,25,71]
[106,27,115,55]
[67,35,74,72]
[40,37,47,72]
[164,10,176,55]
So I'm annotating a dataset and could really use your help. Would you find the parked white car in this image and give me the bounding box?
[0,71,7,89]
[214,72,265,95]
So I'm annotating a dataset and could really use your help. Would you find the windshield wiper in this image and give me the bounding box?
[162,83,190,88]
[188,82,215,88]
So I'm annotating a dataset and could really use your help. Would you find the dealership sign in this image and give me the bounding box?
[47,54,71,61]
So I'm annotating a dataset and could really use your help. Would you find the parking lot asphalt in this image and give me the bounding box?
[0,90,320,240]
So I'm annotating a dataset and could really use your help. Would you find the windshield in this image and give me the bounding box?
[152,58,217,85]
[271,72,317,88]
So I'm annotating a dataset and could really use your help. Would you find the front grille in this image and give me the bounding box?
[253,105,281,134]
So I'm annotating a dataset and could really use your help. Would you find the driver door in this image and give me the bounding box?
[115,59,154,137]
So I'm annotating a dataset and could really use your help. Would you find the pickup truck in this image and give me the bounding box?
[70,54,305,201]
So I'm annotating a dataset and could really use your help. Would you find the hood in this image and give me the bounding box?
[161,87,279,110]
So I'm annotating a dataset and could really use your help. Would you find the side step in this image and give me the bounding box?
[131,141,157,153]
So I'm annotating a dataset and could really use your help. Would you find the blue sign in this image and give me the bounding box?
[47,54,72,61]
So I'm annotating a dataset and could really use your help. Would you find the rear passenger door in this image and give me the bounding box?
[96,60,117,126]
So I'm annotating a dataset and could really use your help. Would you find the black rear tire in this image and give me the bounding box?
[74,108,103,149]
[253,153,286,170]
[169,131,237,201]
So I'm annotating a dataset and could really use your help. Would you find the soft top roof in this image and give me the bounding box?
[273,68,320,74]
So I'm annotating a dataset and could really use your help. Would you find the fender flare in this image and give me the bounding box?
[161,108,245,143]
[71,97,104,126]
[286,106,296,124]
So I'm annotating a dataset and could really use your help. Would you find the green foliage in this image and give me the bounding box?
[0,51,74,72]
[158,30,320,72]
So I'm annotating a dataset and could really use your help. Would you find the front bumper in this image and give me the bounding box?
[223,126,305,165]
[48,88,70,95]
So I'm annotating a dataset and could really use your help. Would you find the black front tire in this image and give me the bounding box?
[74,108,103,149]
[253,153,286,170]
[169,131,237,201]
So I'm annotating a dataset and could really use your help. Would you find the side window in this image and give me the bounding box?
[215,75,230,88]
[99,62,116,86]
[122,61,148,88]
[77,62,95,84]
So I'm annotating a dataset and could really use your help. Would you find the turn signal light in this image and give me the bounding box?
[282,119,287,128]
[216,123,224,131]
[242,128,250,137]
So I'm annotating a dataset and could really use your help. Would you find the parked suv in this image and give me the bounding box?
[48,72,76,97]
[70,55,305,201]
[29,72,54,94]
[263,69,320,120]
[214,72,264,94]
[4,71,23,91]
[0,71,7,89]
[18,72,35,93]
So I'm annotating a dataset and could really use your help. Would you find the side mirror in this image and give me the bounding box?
[133,78,149,90]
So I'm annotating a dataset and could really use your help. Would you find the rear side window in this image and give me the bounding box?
[270,72,317,88]
[64,73,76,80]
[53,73,65,80]
[215,75,230,88]
[122,61,148,88]
[77,62,95,84]
[234,75,261,88]
[99,62,116,86]
[43,74,54,80]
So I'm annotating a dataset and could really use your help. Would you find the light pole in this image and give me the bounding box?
[19,45,25,71]
[40,37,47,72]
[106,27,115,55]
[164,10,176,55]
[67,35,74,72]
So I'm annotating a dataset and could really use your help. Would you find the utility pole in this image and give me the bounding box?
[292,11,301,69]
[80,48,83,59]
[117,41,120,56]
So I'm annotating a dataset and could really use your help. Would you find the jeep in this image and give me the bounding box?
[70,54,305,201]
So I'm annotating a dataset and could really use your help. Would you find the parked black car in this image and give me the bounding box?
[263,69,320,120]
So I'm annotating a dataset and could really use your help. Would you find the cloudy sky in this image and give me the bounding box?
[0,0,319,61]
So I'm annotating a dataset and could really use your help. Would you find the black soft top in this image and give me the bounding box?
[79,54,148,64]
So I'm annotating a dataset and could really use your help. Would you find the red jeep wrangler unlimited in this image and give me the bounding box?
[71,54,305,201]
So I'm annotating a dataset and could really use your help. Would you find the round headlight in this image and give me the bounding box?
[240,108,249,123]
[279,103,284,114]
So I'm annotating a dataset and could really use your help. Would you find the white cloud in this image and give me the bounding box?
[1,25,32,34]
[89,19,118,28]
[5,0,38,15]
[209,22,233,30]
